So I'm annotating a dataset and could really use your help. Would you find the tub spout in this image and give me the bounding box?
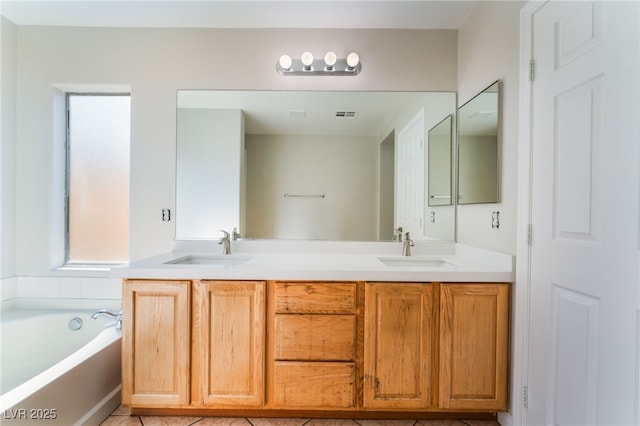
[91,309,122,329]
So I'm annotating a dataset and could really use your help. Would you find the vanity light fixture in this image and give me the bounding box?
[346,52,360,70]
[276,51,362,76]
[324,51,337,71]
[278,54,293,71]
[300,51,314,71]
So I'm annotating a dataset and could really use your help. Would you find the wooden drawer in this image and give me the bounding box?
[274,314,356,361]
[274,282,357,313]
[272,362,355,408]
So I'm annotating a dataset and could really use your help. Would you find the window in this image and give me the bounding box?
[66,93,130,265]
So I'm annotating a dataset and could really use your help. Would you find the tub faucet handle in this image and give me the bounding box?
[91,309,123,329]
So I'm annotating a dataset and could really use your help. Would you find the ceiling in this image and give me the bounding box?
[0,0,478,29]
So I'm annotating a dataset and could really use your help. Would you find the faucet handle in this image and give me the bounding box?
[405,232,414,245]
[394,226,403,242]
[219,230,230,239]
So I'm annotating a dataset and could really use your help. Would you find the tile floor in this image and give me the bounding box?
[100,406,501,426]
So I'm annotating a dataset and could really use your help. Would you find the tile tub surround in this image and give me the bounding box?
[112,241,513,282]
[100,406,501,425]
[1,276,122,302]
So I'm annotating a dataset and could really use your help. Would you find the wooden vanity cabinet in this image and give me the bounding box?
[121,278,510,415]
[192,280,265,407]
[363,283,436,409]
[122,279,191,407]
[268,282,360,409]
[439,283,509,411]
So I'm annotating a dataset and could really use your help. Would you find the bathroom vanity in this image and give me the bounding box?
[113,241,513,419]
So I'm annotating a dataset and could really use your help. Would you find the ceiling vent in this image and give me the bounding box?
[335,111,357,118]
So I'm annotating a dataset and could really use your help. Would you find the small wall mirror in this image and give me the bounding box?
[457,80,500,204]
[427,114,454,207]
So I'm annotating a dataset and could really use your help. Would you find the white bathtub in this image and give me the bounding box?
[0,300,122,425]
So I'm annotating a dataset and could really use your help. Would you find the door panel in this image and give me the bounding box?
[122,280,190,407]
[363,283,434,409]
[528,2,640,424]
[194,280,265,407]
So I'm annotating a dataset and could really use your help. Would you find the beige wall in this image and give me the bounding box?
[456,1,525,254]
[245,133,379,240]
[12,26,457,275]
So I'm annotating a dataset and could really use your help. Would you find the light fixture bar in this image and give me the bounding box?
[276,52,362,76]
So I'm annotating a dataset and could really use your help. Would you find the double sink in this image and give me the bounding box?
[164,254,457,269]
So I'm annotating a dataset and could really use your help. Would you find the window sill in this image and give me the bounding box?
[54,263,126,277]
[59,265,112,272]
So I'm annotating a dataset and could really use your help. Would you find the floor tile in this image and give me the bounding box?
[140,416,204,426]
[100,416,143,426]
[194,418,253,425]
[110,405,134,416]
[414,421,467,426]
[305,419,360,425]
[248,418,310,426]
[354,421,416,426]
[461,421,500,426]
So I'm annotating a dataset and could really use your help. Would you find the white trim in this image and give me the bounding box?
[511,2,549,426]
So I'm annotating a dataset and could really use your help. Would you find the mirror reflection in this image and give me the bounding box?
[457,80,500,204]
[175,90,456,241]
[428,114,454,207]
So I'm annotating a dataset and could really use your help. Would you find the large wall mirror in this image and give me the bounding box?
[457,80,500,204]
[175,90,456,241]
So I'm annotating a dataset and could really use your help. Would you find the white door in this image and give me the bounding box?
[527,2,640,425]
[396,111,425,238]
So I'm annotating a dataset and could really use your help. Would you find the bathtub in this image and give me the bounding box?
[0,300,122,425]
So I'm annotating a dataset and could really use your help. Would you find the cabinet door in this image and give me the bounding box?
[193,280,265,407]
[439,283,509,410]
[363,283,435,409]
[122,280,190,407]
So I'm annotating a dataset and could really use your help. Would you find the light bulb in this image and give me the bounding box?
[346,52,360,68]
[278,54,292,70]
[324,51,337,68]
[301,51,314,68]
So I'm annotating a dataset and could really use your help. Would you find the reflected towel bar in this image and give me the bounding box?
[430,195,451,199]
[284,194,325,198]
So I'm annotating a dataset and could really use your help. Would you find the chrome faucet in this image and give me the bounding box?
[393,226,403,242]
[218,230,231,254]
[402,232,414,256]
[91,309,122,329]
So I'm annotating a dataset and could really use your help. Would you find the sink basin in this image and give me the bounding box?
[165,255,251,266]
[378,257,456,268]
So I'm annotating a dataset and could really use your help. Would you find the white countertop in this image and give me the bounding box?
[112,240,514,283]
